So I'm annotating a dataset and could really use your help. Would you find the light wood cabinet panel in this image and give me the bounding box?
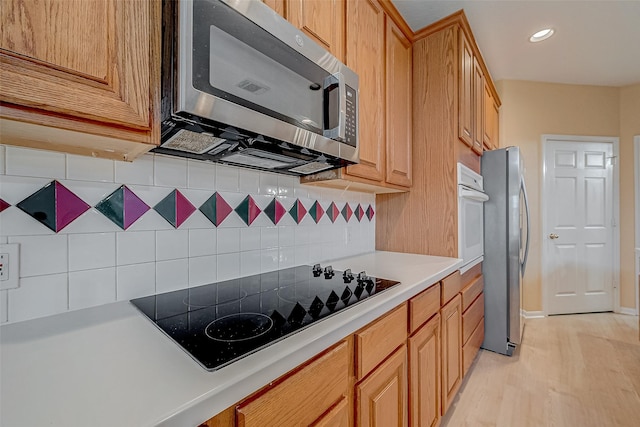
[236,340,349,427]
[483,80,494,150]
[0,0,160,160]
[262,0,285,17]
[462,293,484,344]
[461,274,484,312]
[355,303,408,380]
[441,271,462,306]
[458,29,474,148]
[441,294,463,414]
[409,314,441,427]
[344,0,385,182]
[472,57,484,155]
[409,283,441,334]
[356,344,408,427]
[310,396,350,427]
[288,0,345,62]
[462,318,484,376]
[385,17,412,187]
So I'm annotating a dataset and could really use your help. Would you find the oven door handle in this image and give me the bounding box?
[459,186,489,202]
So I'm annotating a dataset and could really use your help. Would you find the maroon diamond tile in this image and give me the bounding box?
[366,205,375,221]
[355,204,365,222]
[327,202,340,223]
[0,198,10,213]
[55,181,90,231]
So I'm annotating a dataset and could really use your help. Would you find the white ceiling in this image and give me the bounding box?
[391,0,640,87]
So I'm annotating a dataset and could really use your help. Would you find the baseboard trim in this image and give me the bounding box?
[618,307,638,316]
[523,310,545,319]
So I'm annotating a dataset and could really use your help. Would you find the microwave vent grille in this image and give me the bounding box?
[163,130,228,154]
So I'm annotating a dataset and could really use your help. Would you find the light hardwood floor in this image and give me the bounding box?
[442,313,640,427]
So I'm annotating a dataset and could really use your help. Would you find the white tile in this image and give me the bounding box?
[156,229,189,261]
[114,153,154,185]
[217,227,240,254]
[188,255,217,287]
[187,159,216,190]
[128,184,175,208]
[68,233,116,271]
[116,263,156,300]
[294,226,310,247]
[259,171,279,196]
[61,180,119,206]
[0,290,8,323]
[0,175,51,205]
[261,227,278,249]
[240,250,262,276]
[293,179,309,199]
[0,145,5,175]
[116,231,155,265]
[66,154,114,182]
[308,244,322,263]
[277,175,295,197]
[279,247,295,269]
[156,259,189,293]
[239,169,260,194]
[153,155,188,188]
[240,227,261,251]
[8,235,68,277]
[189,228,217,257]
[68,268,116,310]
[294,245,310,266]
[59,209,122,234]
[7,273,68,322]
[0,208,56,237]
[278,226,295,247]
[215,165,239,192]
[260,248,279,273]
[217,252,240,280]
[125,210,173,232]
[5,146,66,179]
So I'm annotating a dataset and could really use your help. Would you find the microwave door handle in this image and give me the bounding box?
[323,72,346,140]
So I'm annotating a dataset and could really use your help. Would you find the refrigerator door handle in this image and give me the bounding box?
[521,175,531,275]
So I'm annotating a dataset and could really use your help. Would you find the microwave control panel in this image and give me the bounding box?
[345,85,357,147]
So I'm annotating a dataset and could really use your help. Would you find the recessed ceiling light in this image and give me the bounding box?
[529,28,555,43]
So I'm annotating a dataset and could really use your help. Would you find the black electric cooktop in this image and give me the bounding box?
[131,264,400,371]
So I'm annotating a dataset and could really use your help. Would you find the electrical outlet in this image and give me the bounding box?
[0,243,19,290]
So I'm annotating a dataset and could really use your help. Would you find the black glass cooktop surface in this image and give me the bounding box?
[131,265,400,371]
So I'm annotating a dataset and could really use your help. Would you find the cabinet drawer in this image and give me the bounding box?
[237,340,349,427]
[463,318,484,376]
[355,303,408,380]
[441,271,462,305]
[409,283,440,334]
[461,275,484,312]
[462,293,484,344]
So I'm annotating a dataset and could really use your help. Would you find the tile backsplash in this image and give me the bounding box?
[0,145,375,324]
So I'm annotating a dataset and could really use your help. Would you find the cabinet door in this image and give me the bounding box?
[385,18,412,187]
[0,0,159,149]
[472,57,484,155]
[345,0,385,182]
[356,345,408,427]
[458,29,473,148]
[483,80,494,150]
[237,340,349,427]
[409,314,441,427]
[262,0,285,17]
[441,294,463,414]
[288,0,345,62]
[492,98,500,149]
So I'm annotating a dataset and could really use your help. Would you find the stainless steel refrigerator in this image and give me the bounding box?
[481,147,530,355]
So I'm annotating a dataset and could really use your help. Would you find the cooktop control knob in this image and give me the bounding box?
[312,264,322,277]
[357,271,368,282]
[324,265,335,279]
[343,269,354,283]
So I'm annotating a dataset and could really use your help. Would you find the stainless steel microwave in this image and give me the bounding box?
[157,0,359,176]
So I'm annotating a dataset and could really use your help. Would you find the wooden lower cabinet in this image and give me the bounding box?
[356,344,408,427]
[408,313,441,427]
[440,294,463,414]
[236,340,349,427]
[311,396,350,427]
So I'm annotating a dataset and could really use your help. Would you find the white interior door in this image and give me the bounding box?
[543,137,615,315]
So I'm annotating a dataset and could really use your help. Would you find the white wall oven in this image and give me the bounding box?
[458,163,489,273]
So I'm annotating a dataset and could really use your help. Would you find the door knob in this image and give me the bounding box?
[549,233,559,239]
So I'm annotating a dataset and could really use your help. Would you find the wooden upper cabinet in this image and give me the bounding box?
[288,0,345,62]
[345,0,386,183]
[458,29,474,148]
[0,0,160,160]
[483,80,500,151]
[472,57,484,155]
[261,0,286,17]
[385,18,412,187]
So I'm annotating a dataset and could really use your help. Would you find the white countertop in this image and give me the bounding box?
[0,251,461,427]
